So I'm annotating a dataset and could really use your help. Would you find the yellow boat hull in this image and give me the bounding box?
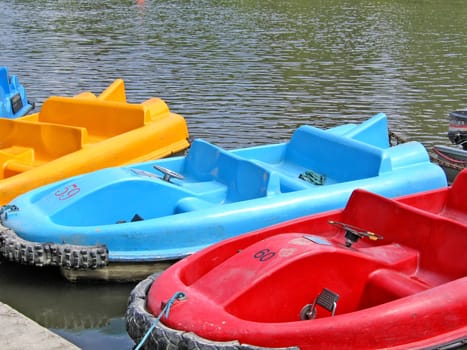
[0,79,190,204]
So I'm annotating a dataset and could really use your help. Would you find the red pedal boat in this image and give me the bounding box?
[126,171,467,350]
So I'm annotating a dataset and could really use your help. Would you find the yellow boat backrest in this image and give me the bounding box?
[0,78,180,177]
[38,96,148,138]
[97,78,127,102]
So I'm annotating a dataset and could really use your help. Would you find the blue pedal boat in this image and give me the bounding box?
[0,113,447,281]
[0,66,34,118]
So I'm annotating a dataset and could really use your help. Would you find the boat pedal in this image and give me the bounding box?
[116,214,144,223]
[300,288,339,320]
[131,214,144,222]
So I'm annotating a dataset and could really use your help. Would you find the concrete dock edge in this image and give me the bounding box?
[0,302,80,350]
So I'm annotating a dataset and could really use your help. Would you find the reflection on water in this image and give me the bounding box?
[53,319,134,350]
[0,260,136,349]
[0,0,466,348]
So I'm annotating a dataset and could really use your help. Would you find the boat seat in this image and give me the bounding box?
[183,140,280,202]
[361,269,429,308]
[0,67,31,118]
[284,126,391,183]
[277,176,311,192]
[0,118,87,163]
[37,96,149,139]
[96,78,127,102]
[338,112,390,148]
[183,139,226,180]
[444,169,467,220]
[224,160,279,202]
[342,189,467,282]
[248,160,312,192]
[0,67,11,95]
[0,146,34,177]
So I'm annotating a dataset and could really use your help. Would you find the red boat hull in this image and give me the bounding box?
[138,171,467,349]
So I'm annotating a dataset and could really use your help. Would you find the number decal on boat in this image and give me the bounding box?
[54,184,81,200]
[253,248,275,262]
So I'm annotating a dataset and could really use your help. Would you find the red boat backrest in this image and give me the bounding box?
[446,169,467,215]
[343,189,466,281]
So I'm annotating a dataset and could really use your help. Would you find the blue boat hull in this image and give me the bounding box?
[0,113,447,264]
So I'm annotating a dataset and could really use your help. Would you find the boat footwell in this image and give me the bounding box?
[125,273,299,350]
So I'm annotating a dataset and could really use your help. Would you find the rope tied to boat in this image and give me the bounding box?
[432,146,467,165]
[135,291,186,350]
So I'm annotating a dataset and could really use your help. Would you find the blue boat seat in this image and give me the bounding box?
[184,140,279,202]
[183,139,224,181]
[277,176,311,192]
[338,112,390,149]
[225,159,279,202]
[284,125,392,183]
[1,67,35,119]
[0,67,10,94]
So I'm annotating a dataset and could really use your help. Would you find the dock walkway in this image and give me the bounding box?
[0,302,80,350]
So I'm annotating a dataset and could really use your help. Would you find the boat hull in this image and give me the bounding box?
[0,113,447,281]
[125,171,467,349]
[0,79,190,204]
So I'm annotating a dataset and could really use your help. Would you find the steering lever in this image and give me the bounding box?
[328,220,383,248]
[153,165,184,182]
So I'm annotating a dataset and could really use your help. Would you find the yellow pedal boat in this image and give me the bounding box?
[0,79,190,205]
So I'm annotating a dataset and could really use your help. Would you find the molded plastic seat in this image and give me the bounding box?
[285,126,390,183]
